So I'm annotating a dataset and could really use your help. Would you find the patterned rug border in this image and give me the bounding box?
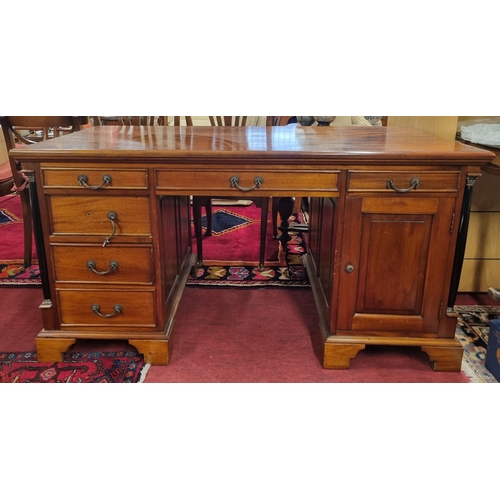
[187,213,309,288]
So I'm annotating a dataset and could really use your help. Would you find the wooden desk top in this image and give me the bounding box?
[11,126,495,166]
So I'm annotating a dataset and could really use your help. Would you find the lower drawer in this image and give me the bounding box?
[58,289,156,328]
[52,245,154,284]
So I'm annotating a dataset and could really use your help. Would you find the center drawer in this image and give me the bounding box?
[156,168,339,196]
[52,244,154,284]
[48,195,151,237]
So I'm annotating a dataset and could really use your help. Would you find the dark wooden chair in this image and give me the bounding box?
[193,116,278,271]
[0,160,15,197]
[93,116,193,126]
[0,116,82,267]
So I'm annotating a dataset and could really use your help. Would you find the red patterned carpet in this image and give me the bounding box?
[0,350,144,383]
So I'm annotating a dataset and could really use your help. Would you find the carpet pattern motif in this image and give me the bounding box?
[455,305,500,383]
[0,260,41,287]
[200,209,252,235]
[0,350,145,383]
[188,215,309,287]
[0,206,17,225]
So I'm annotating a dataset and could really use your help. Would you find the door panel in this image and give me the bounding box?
[337,195,455,335]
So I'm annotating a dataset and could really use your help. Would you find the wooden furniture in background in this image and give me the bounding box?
[11,125,494,369]
[458,144,500,292]
[266,116,294,126]
[0,116,82,268]
[93,116,194,126]
[1,126,14,196]
[387,116,459,140]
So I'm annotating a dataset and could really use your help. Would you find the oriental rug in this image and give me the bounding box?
[455,305,500,383]
[188,203,309,287]
[0,260,41,287]
[0,350,145,383]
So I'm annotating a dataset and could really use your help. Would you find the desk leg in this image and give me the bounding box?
[26,172,56,330]
[26,171,50,301]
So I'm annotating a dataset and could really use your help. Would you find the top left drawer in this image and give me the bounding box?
[41,167,149,190]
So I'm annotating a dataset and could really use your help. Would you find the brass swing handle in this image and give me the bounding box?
[91,303,123,318]
[103,211,117,247]
[78,174,112,190]
[229,175,263,192]
[87,260,119,275]
[386,177,420,193]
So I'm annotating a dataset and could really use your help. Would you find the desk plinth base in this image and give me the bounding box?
[35,333,172,365]
[323,336,464,372]
[35,337,77,363]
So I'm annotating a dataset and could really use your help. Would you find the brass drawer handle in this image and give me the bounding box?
[78,173,112,189]
[229,175,263,192]
[386,177,420,193]
[91,303,123,318]
[103,211,117,247]
[87,260,119,275]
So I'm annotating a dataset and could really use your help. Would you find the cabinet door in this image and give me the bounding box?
[336,196,456,335]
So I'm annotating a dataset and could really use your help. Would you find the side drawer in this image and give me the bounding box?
[156,168,338,196]
[347,171,461,193]
[48,195,151,236]
[52,244,154,284]
[41,167,148,189]
[58,289,156,328]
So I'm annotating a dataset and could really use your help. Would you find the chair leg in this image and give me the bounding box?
[205,199,212,236]
[192,198,204,266]
[258,197,268,271]
[272,197,279,238]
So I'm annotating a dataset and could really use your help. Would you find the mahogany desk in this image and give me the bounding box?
[11,126,495,370]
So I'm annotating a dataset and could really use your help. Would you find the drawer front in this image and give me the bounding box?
[48,195,151,236]
[347,171,460,193]
[42,167,148,189]
[156,168,338,196]
[58,289,156,328]
[52,245,154,284]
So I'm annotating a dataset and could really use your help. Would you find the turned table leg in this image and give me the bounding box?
[277,197,295,251]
